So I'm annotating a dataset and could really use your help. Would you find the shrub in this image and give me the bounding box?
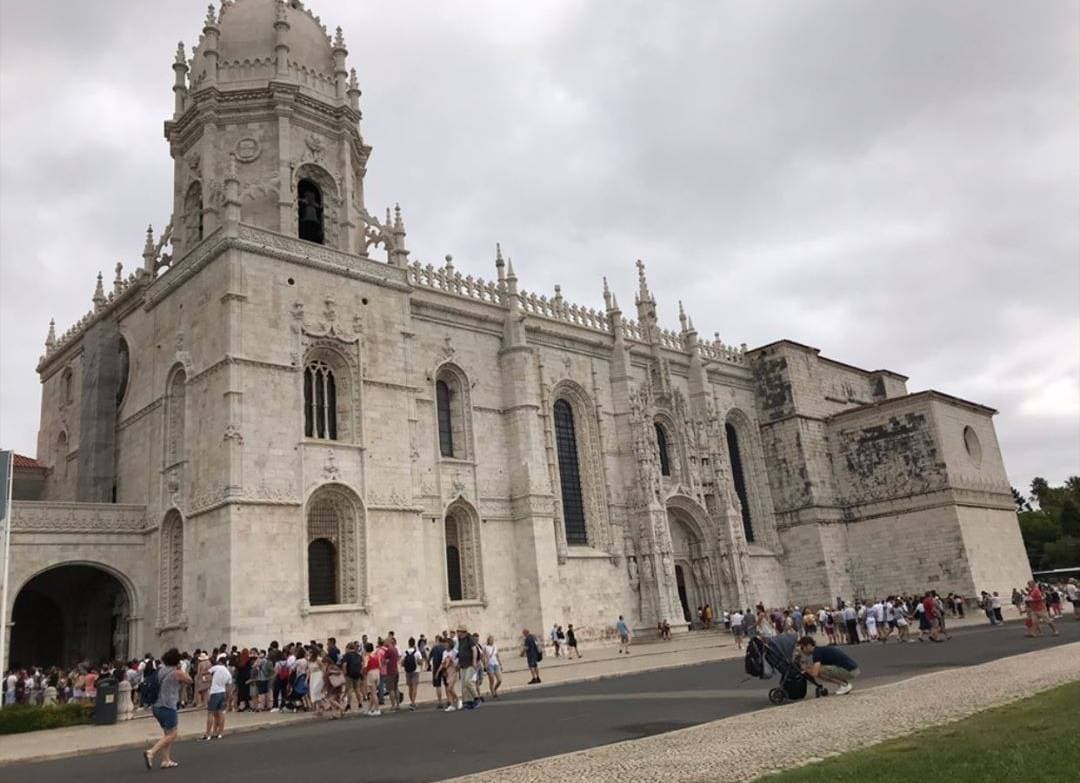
[0,702,94,735]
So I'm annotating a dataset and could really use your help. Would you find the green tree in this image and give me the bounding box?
[1060,499,1080,538]
[1041,536,1080,570]
[1012,487,1031,512]
[1017,511,1061,569]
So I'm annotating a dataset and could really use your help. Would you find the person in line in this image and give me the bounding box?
[362,642,382,716]
[439,638,460,710]
[145,648,193,770]
[841,603,859,645]
[917,592,943,642]
[402,637,422,710]
[796,636,860,696]
[616,615,632,654]
[429,636,447,709]
[203,654,232,740]
[383,635,401,712]
[1066,579,1080,620]
[522,628,542,684]
[456,627,480,710]
[549,624,561,658]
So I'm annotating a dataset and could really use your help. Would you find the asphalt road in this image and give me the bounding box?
[13,619,1080,783]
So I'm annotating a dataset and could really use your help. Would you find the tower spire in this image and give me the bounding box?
[45,318,56,352]
[172,42,189,117]
[93,272,106,310]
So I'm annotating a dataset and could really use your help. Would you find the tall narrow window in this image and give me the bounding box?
[553,399,588,545]
[436,380,454,457]
[307,539,338,605]
[656,422,671,477]
[726,422,754,542]
[55,432,68,481]
[159,510,184,624]
[446,544,463,601]
[184,181,204,246]
[297,179,324,244]
[165,368,186,466]
[307,495,341,605]
[304,361,337,440]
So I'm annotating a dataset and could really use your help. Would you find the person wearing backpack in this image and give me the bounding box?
[403,637,422,710]
[340,642,363,711]
[521,628,542,684]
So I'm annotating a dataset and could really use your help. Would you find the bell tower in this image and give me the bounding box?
[163,0,371,261]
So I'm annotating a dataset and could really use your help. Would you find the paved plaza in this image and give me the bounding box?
[3,618,1077,782]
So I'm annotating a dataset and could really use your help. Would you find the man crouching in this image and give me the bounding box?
[797,636,860,695]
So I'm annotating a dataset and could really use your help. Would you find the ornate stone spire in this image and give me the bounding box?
[332,27,348,99]
[347,67,361,112]
[602,276,612,310]
[45,318,56,352]
[634,259,657,330]
[389,203,409,267]
[202,4,220,87]
[274,0,290,77]
[142,224,156,274]
[495,243,505,282]
[678,300,687,332]
[93,272,106,310]
[114,262,124,295]
[635,258,654,305]
[172,42,189,116]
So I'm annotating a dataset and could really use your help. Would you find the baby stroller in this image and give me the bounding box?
[744,634,828,705]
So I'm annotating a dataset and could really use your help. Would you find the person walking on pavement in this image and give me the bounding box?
[202,654,232,740]
[616,615,632,654]
[566,624,582,658]
[145,648,193,770]
[522,629,542,684]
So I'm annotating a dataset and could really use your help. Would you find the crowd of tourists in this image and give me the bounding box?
[720,578,1078,650]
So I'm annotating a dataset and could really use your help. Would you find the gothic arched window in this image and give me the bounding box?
[55,431,68,481]
[726,421,754,542]
[61,367,73,405]
[116,337,130,407]
[304,360,338,440]
[184,181,204,246]
[436,380,454,457]
[444,502,481,601]
[159,510,184,625]
[165,367,186,466]
[655,422,671,477]
[297,179,324,244]
[305,486,364,607]
[553,399,588,545]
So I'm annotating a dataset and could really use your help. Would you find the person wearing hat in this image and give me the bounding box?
[194,651,211,708]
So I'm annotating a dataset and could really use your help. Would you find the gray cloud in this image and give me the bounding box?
[2,0,1076,493]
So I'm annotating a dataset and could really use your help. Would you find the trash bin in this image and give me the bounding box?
[94,678,119,725]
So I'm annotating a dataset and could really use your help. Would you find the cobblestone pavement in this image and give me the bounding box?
[440,640,1080,783]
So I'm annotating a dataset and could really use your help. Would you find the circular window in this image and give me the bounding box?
[963,426,982,466]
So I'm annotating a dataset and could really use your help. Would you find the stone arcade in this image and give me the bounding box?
[4,0,1031,666]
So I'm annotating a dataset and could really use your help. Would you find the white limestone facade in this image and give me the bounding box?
[4,0,1031,665]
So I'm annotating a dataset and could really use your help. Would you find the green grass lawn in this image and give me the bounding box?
[761,680,1080,783]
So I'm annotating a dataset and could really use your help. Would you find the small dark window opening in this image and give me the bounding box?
[116,338,130,406]
[436,380,454,457]
[656,422,671,477]
[297,179,324,244]
[308,537,338,605]
[554,399,588,545]
[446,544,463,601]
[726,422,754,542]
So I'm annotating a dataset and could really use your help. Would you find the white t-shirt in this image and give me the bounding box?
[208,663,232,695]
[731,612,744,628]
[817,609,828,625]
[483,644,500,668]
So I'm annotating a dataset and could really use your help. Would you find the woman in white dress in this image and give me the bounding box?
[307,648,325,708]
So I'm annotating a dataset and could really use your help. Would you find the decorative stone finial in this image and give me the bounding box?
[93,272,106,309]
[678,300,687,331]
[553,284,563,304]
[445,254,454,274]
[275,0,288,23]
[348,68,359,90]
[175,41,187,65]
[114,262,124,294]
[143,224,155,254]
[635,258,654,305]
[495,242,505,268]
[393,203,404,231]
[205,4,217,27]
[333,26,346,49]
[46,318,56,351]
[506,258,516,281]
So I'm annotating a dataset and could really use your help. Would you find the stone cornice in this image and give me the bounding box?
[11,501,148,533]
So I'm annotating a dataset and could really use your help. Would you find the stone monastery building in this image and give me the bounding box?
[5,0,1031,667]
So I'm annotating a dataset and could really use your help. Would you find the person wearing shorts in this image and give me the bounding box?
[797,636,860,695]
[429,636,447,708]
[146,648,192,770]
[363,643,382,716]
[204,655,232,740]
[1025,581,1059,637]
[616,615,631,654]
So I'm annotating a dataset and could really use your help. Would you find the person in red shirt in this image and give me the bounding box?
[362,642,382,716]
[1024,581,1059,638]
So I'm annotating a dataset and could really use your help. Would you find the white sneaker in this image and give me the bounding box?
[270,708,279,713]
[456,700,463,710]
[444,705,456,712]
[370,710,382,716]
[836,683,853,696]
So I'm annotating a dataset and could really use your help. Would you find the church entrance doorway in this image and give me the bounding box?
[10,565,131,669]
[674,563,691,622]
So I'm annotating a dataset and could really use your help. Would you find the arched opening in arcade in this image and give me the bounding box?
[9,564,132,669]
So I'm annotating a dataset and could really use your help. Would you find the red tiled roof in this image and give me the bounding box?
[12,453,48,471]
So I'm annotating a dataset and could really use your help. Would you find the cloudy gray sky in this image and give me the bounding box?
[1,1,1077,493]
